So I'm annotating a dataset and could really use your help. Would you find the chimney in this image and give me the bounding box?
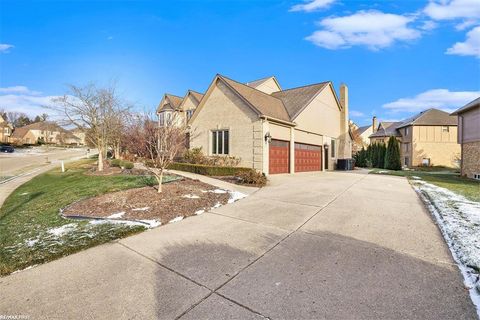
[372,116,377,133]
[340,83,349,135]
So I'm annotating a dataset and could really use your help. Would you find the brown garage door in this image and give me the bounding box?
[295,143,322,172]
[269,139,289,174]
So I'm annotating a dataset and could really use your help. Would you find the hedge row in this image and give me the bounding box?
[167,162,253,176]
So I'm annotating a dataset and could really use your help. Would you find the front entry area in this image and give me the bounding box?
[294,143,322,172]
[269,139,289,174]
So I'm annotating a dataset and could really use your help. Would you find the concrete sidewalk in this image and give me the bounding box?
[0,171,476,319]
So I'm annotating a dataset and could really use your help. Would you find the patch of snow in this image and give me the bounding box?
[47,223,77,237]
[195,209,205,215]
[88,218,160,228]
[376,170,390,174]
[11,264,38,274]
[138,219,161,228]
[25,238,39,247]
[412,180,480,315]
[411,176,422,180]
[132,207,150,211]
[20,192,29,195]
[211,189,227,194]
[228,191,247,203]
[107,211,125,219]
[183,194,200,199]
[169,216,184,223]
[212,202,222,209]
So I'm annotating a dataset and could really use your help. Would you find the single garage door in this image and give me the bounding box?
[269,139,289,174]
[295,143,322,172]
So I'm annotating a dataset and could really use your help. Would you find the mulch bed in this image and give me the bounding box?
[62,178,230,224]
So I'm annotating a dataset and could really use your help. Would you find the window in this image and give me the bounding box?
[404,157,409,166]
[422,158,430,166]
[404,143,409,152]
[158,111,172,126]
[331,139,336,158]
[186,109,194,120]
[442,126,449,132]
[405,127,409,136]
[158,112,165,126]
[212,130,229,155]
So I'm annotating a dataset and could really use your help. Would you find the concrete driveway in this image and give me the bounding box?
[0,171,476,319]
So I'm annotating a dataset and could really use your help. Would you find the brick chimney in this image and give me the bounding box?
[340,83,349,135]
[372,116,377,133]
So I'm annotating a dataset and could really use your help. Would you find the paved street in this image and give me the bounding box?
[0,147,93,207]
[0,171,476,319]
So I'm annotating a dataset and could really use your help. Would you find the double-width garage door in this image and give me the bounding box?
[294,143,322,172]
[269,140,322,174]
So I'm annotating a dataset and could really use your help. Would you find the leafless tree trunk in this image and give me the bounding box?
[49,83,130,172]
[125,112,188,193]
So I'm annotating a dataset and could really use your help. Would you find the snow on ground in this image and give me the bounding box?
[132,207,150,211]
[228,191,247,203]
[169,216,184,223]
[25,238,39,247]
[411,176,421,180]
[47,223,78,237]
[182,194,200,199]
[88,218,160,228]
[412,179,480,314]
[107,212,125,219]
[211,189,227,194]
[195,209,205,215]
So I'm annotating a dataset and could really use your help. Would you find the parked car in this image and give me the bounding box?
[0,145,14,153]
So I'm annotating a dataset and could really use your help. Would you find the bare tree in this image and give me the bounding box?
[126,112,187,193]
[50,83,130,172]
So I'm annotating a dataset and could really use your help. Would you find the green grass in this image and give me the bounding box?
[370,168,480,202]
[0,160,174,276]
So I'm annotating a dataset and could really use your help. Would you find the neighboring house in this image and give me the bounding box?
[10,122,81,145]
[71,128,87,145]
[369,109,460,167]
[0,114,13,143]
[188,74,352,175]
[352,120,373,152]
[451,97,480,179]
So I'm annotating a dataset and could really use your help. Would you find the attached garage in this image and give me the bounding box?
[269,139,289,174]
[294,143,322,172]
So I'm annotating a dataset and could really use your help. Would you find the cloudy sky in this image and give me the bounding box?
[0,0,479,125]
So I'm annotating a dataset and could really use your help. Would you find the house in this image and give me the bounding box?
[71,128,87,145]
[188,74,352,175]
[0,114,13,143]
[156,90,204,127]
[368,108,460,167]
[351,120,373,152]
[10,122,81,145]
[450,97,480,179]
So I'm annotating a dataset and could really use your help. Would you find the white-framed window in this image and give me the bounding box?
[404,157,410,166]
[158,111,172,127]
[405,127,409,136]
[186,109,194,120]
[422,158,430,166]
[212,130,229,155]
[331,139,336,158]
[442,126,449,132]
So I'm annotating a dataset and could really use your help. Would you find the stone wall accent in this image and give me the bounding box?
[462,141,480,178]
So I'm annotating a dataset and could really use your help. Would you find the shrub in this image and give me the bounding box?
[109,159,134,169]
[110,159,122,167]
[235,170,267,186]
[182,147,241,167]
[384,136,402,170]
[167,162,252,176]
[183,147,206,164]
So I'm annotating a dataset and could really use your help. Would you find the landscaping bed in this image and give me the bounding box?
[62,179,232,224]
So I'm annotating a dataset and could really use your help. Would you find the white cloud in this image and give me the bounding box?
[306,10,421,50]
[424,0,480,21]
[0,44,14,53]
[446,26,480,57]
[420,20,438,31]
[290,0,336,12]
[383,89,480,113]
[0,86,41,95]
[0,92,61,118]
[349,110,364,117]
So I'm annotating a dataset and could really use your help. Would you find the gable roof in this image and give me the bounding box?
[355,125,372,136]
[369,122,403,138]
[16,121,67,132]
[219,75,291,122]
[189,90,204,103]
[11,127,28,139]
[246,76,281,91]
[271,82,329,119]
[396,108,457,129]
[157,94,184,113]
[451,97,480,115]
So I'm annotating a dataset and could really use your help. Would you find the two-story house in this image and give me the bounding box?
[156,90,204,127]
[187,74,352,175]
[10,122,80,145]
[0,114,13,143]
[369,109,460,167]
[451,97,480,179]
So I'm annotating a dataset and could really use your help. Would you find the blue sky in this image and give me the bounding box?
[0,0,479,126]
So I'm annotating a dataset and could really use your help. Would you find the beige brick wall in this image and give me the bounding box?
[189,80,263,171]
[462,141,480,178]
[411,125,460,167]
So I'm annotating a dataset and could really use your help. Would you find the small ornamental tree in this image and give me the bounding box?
[376,143,386,169]
[384,136,402,170]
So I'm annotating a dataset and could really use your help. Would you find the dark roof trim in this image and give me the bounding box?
[450,97,480,115]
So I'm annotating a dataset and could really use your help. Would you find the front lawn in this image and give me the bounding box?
[0,160,164,276]
[370,168,480,202]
